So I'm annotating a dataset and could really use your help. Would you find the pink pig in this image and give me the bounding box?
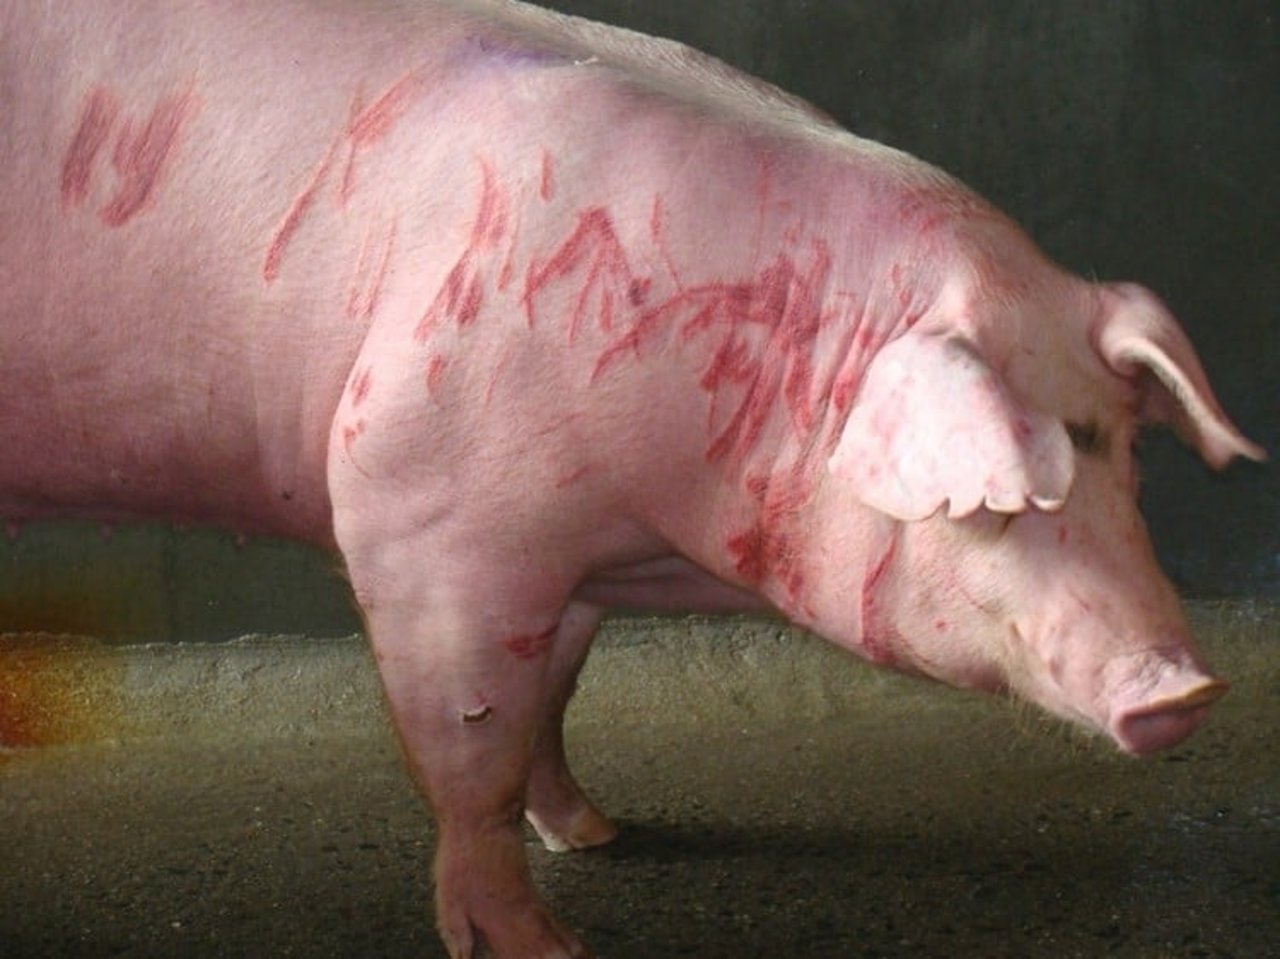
[0,2,1264,957]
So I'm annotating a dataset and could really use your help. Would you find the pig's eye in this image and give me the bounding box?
[1066,420,1107,456]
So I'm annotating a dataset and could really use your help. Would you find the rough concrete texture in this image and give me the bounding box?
[1,602,1276,958]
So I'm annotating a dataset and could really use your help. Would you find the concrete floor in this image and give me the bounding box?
[1,603,1276,958]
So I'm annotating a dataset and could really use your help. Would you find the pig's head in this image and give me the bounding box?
[826,279,1264,755]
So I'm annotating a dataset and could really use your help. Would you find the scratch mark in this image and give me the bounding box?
[266,72,423,281]
[555,464,595,489]
[649,193,683,289]
[726,466,811,602]
[415,159,509,339]
[61,87,120,208]
[346,214,398,321]
[100,86,200,226]
[591,240,833,467]
[349,367,374,407]
[342,419,367,456]
[425,355,449,396]
[340,73,422,206]
[263,137,340,282]
[503,623,558,661]
[522,206,635,343]
[859,530,900,665]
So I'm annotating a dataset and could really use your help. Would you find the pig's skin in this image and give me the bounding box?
[0,2,1264,957]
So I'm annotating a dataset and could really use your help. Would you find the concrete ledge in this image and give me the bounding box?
[1,601,1275,749]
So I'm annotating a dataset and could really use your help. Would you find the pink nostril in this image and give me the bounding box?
[1111,679,1229,756]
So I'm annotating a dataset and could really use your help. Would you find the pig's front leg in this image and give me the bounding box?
[524,602,618,853]
[335,531,594,958]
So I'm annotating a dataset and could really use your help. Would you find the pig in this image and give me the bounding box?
[0,1,1264,956]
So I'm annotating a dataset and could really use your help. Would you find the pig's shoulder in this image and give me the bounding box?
[466,1,834,134]
[457,1,960,200]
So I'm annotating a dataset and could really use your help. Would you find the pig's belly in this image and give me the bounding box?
[0,381,338,546]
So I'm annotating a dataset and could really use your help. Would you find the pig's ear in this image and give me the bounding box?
[829,332,1075,521]
[1093,284,1266,469]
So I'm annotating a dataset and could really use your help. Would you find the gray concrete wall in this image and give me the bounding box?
[1,1,1274,642]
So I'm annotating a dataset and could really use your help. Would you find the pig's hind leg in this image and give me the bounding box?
[524,601,618,853]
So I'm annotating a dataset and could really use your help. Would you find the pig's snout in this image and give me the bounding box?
[1108,677,1228,757]
[1022,628,1229,756]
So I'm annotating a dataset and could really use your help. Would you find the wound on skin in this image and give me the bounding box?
[100,88,199,226]
[349,367,374,406]
[346,215,398,322]
[460,704,493,725]
[859,530,900,665]
[61,87,119,208]
[522,206,632,342]
[60,84,198,226]
[425,355,449,396]
[339,73,421,205]
[415,161,509,339]
[726,467,810,601]
[503,623,558,660]
[265,73,422,283]
[415,159,848,479]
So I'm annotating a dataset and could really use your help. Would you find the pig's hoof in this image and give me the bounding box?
[526,801,618,853]
[436,826,595,958]
[438,897,593,959]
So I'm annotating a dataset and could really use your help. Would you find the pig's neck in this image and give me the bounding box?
[653,139,1007,630]
[669,241,949,625]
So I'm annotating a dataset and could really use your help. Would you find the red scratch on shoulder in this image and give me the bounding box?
[522,207,636,343]
[539,149,555,202]
[859,529,899,665]
[267,73,422,281]
[61,87,119,209]
[351,73,420,145]
[347,214,398,321]
[503,623,558,661]
[342,419,367,455]
[591,229,833,466]
[470,160,508,249]
[337,91,366,206]
[415,160,508,339]
[339,419,372,478]
[497,215,520,292]
[346,220,377,316]
[264,136,340,282]
[555,464,595,489]
[649,193,683,289]
[99,86,199,226]
[339,72,422,206]
[726,468,810,603]
[425,355,449,396]
[349,367,374,407]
